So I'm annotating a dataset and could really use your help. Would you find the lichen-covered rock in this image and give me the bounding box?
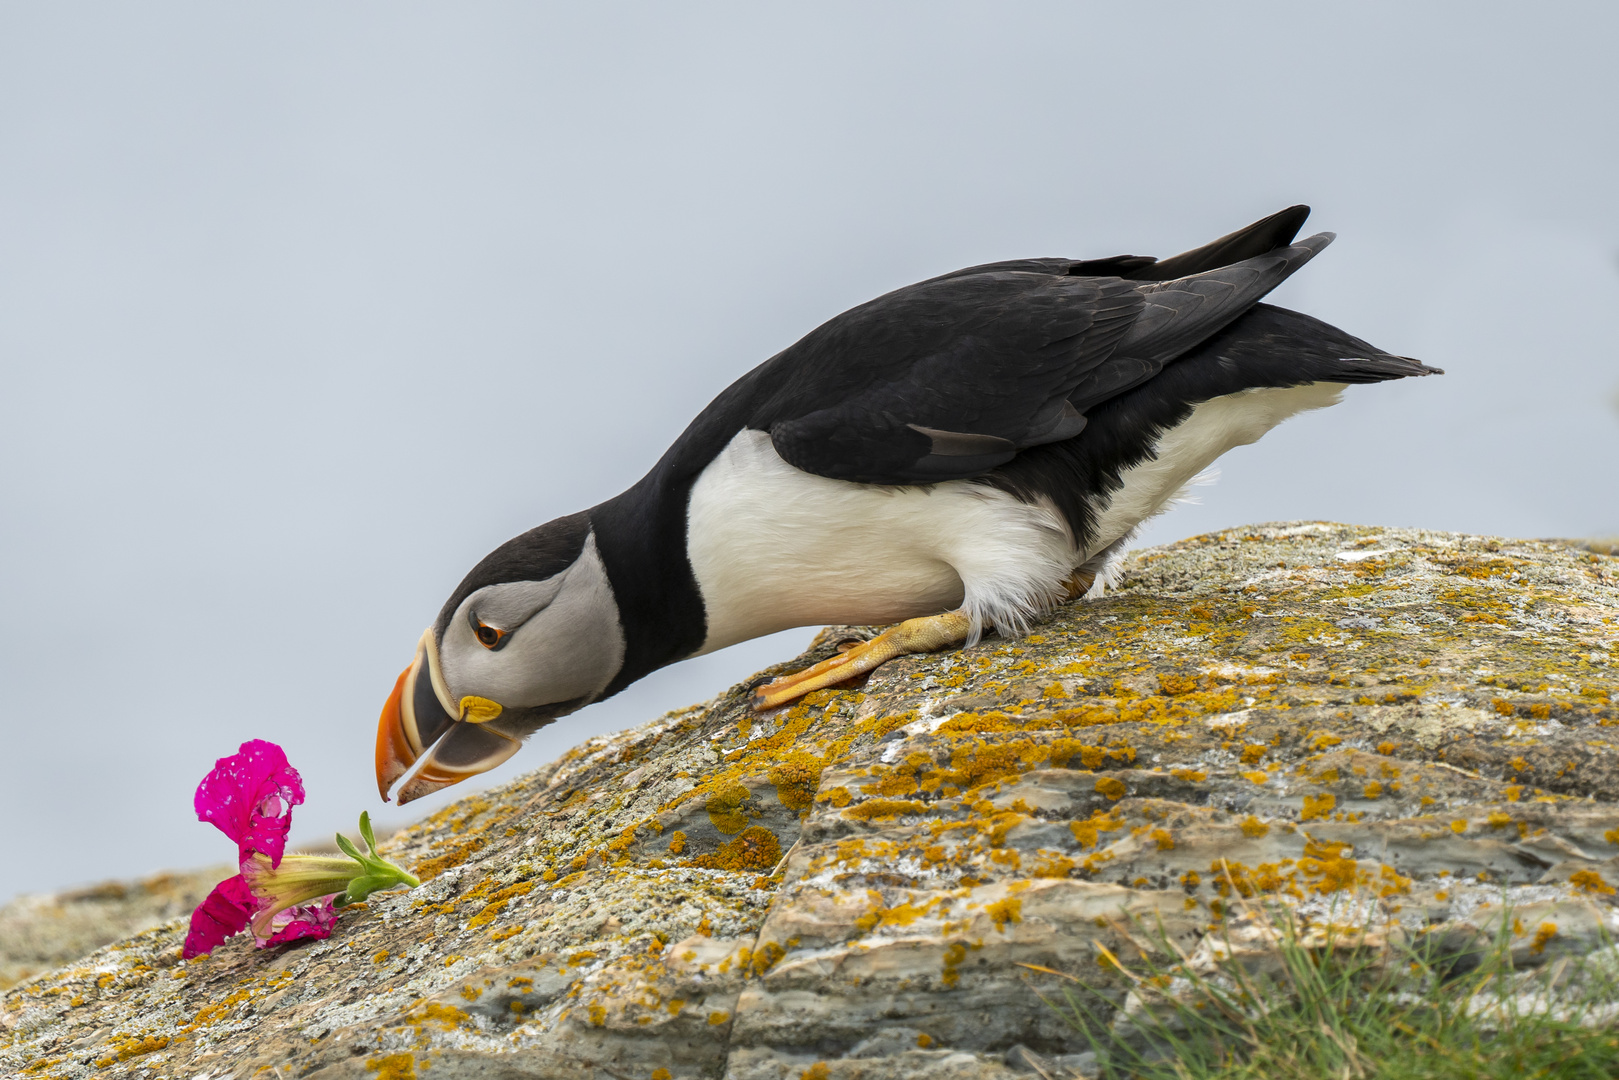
[0,869,230,991]
[3,522,1616,1079]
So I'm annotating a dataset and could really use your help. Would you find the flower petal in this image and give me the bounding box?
[258,897,339,949]
[182,875,257,959]
[194,739,305,864]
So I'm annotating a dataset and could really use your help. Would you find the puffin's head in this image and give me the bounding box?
[375,511,626,804]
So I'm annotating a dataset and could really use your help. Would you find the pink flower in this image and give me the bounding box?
[193,737,304,865]
[184,740,338,958]
[184,740,417,959]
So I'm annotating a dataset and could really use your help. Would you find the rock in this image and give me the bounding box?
[2,522,1616,1079]
[0,869,231,991]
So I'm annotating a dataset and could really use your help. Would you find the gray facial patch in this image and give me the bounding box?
[464,577,565,633]
[439,533,627,712]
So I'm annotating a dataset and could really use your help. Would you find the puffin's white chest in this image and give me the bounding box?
[684,381,1344,654]
[684,429,1076,652]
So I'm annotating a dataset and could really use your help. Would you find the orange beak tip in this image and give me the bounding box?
[375,664,417,802]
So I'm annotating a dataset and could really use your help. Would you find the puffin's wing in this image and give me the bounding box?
[759,273,1145,484]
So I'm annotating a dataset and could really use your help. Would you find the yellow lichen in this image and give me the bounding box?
[690,826,782,872]
[1569,870,1615,895]
[1300,794,1336,822]
[366,1053,418,1080]
[705,784,753,835]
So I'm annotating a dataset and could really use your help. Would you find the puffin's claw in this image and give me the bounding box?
[751,610,973,711]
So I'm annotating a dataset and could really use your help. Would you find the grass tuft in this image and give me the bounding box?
[1033,896,1619,1080]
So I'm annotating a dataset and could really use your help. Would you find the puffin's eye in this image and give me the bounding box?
[473,621,507,650]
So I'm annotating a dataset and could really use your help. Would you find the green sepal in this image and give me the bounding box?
[326,811,421,907]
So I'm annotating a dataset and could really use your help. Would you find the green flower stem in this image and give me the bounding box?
[241,811,420,936]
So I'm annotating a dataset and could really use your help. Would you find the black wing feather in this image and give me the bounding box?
[731,207,1379,488]
[762,274,1142,484]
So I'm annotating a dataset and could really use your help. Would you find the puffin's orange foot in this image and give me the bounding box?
[1060,568,1096,601]
[752,611,972,711]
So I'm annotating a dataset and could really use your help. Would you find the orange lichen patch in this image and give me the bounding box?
[1211,859,1301,901]
[1241,771,1270,785]
[1487,812,1513,830]
[1159,673,1200,696]
[412,835,489,881]
[690,826,782,872]
[1069,810,1124,849]
[1300,794,1336,822]
[1095,777,1127,801]
[1238,816,1269,838]
[465,880,536,930]
[1171,769,1207,782]
[1363,782,1383,799]
[1297,840,1359,894]
[844,798,928,822]
[92,1034,170,1066]
[1030,852,1078,878]
[1530,922,1559,955]
[1181,870,1202,889]
[1569,870,1616,896]
[1449,820,1468,835]
[705,784,754,835]
[1239,744,1268,765]
[768,752,824,812]
[984,897,1023,932]
[707,1010,731,1026]
[941,939,982,986]
[1151,829,1175,851]
[667,831,687,855]
[750,941,787,976]
[366,1053,418,1080]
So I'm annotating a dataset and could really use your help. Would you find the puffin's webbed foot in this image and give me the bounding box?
[752,610,973,711]
[1060,568,1096,601]
[751,569,1095,711]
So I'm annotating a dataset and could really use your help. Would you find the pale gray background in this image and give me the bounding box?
[2,4,1615,902]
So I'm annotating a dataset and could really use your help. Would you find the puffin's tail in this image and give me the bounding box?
[1214,303,1444,383]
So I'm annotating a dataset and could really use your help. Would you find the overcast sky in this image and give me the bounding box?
[2,3,1615,902]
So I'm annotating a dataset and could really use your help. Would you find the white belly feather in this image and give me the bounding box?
[685,382,1344,653]
[1086,381,1346,553]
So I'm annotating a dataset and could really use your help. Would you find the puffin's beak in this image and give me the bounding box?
[374,629,522,805]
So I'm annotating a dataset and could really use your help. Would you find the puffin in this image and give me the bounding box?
[375,205,1439,805]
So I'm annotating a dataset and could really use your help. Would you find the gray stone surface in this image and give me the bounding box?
[0,869,231,992]
[2,522,1616,1078]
